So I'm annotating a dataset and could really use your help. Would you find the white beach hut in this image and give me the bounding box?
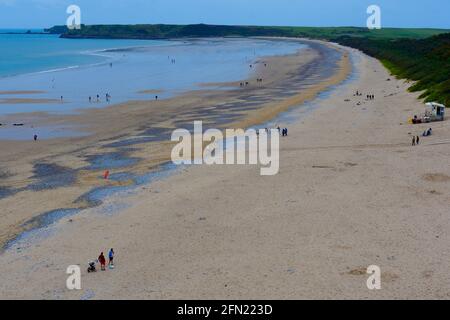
[424,102,445,121]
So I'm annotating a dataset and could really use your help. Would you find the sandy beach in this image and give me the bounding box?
[0,39,345,248]
[0,39,449,299]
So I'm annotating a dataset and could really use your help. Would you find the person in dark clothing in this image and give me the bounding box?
[416,136,420,145]
[108,248,114,267]
[33,134,38,141]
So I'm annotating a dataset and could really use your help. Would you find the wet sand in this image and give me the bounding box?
[136,89,164,95]
[0,39,346,250]
[0,90,46,95]
[0,98,61,104]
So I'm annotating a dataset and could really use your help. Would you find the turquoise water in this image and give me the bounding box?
[0,30,169,78]
[0,32,306,139]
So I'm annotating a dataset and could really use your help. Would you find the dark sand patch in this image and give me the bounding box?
[0,98,61,104]
[27,163,78,191]
[137,89,163,94]
[344,162,358,167]
[0,169,13,179]
[423,173,450,183]
[0,90,45,95]
[346,267,367,276]
[312,165,335,169]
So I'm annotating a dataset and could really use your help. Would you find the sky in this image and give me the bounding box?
[0,0,449,29]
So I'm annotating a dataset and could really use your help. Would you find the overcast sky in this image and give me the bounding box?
[0,0,449,29]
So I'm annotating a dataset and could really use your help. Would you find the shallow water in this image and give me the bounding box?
[262,47,360,128]
[0,31,169,78]
[0,123,88,140]
[0,36,305,116]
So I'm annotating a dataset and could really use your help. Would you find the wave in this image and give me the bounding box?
[0,39,177,79]
[32,65,81,75]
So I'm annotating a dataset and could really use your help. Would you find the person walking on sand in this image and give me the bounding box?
[412,136,416,146]
[108,248,115,267]
[33,134,38,141]
[416,136,420,145]
[98,252,106,271]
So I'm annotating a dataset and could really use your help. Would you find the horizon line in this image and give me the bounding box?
[1,23,450,31]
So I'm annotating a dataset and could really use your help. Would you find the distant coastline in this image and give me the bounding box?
[45,24,450,107]
[0,29,48,35]
[45,24,448,40]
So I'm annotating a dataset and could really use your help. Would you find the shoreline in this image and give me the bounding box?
[0,37,303,116]
[0,38,348,251]
[1,41,449,299]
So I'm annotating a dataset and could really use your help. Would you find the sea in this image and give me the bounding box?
[0,29,305,116]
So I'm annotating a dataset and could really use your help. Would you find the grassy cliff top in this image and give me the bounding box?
[46,24,448,40]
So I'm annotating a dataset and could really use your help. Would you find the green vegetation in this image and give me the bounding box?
[337,33,450,107]
[46,24,447,40]
[46,24,450,106]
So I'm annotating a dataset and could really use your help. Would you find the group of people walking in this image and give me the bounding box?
[239,78,263,87]
[255,127,288,137]
[89,248,115,272]
[276,126,288,136]
[354,91,375,100]
[89,93,111,103]
[412,135,420,146]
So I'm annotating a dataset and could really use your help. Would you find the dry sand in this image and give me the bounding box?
[0,42,449,300]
